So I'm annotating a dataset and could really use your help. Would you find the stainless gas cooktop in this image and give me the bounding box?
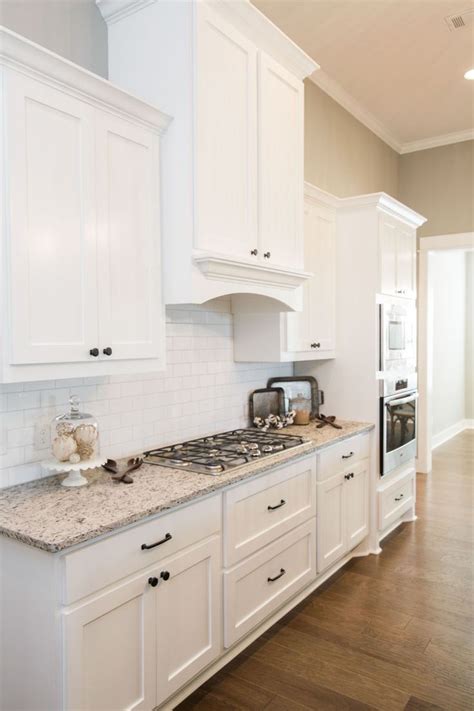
[143,429,306,475]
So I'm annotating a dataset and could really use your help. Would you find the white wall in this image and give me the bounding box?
[0,300,292,488]
[0,0,108,77]
[431,251,467,438]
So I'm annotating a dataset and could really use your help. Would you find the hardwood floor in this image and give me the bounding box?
[176,431,473,710]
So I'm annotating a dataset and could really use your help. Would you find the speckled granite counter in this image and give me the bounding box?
[0,420,373,552]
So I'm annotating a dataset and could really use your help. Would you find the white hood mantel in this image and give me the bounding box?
[98,0,318,311]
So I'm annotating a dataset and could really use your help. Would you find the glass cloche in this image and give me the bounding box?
[51,395,100,464]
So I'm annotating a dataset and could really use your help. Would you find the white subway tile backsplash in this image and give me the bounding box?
[0,301,292,488]
[7,391,41,411]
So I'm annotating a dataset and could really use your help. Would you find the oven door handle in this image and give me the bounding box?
[386,393,419,408]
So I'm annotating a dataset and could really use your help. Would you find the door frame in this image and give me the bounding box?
[417,232,474,473]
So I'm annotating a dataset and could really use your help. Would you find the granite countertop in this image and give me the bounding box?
[0,420,374,553]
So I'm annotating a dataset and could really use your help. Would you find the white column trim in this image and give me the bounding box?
[417,232,474,473]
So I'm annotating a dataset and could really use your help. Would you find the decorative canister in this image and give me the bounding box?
[51,395,100,464]
[290,392,311,426]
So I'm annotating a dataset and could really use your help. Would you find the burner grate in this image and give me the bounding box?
[143,429,305,475]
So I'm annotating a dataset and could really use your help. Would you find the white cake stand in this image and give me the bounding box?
[42,457,107,488]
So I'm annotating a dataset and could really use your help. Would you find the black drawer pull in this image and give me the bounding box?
[268,499,286,511]
[141,533,172,550]
[342,451,354,459]
[267,568,285,582]
[394,494,404,502]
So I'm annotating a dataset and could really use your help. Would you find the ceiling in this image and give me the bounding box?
[252,0,474,153]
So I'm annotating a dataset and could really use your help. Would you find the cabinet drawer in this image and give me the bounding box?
[317,432,370,482]
[223,455,316,566]
[63,495,221,604]
[378,468,414,531]
[224,518,316,647]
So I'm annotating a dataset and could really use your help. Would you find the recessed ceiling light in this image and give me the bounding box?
[464,69,474,80]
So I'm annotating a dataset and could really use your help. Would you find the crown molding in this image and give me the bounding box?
[311,70,474,155]
[304,182,340,209]
[97,0,319,80]
[96,0,156,24]
[214,0,319,80]
[310,70,402,153]
[339,192,427,228]
[0,26,172,134]
[400,129,474,154]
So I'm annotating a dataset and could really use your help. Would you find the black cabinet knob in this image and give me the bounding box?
[103,347,113,356]
[263,251,271,259]
[148,577,159,587]
[250,248,258,256]
[89,348,99,357]
[160,571,170,581]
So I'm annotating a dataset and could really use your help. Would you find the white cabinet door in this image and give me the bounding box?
[95,112,163,362]
[64,574,156,711]
[195,4,258,261]
[345,460,369,551]
[258,52,304,271]
[379,213,398,297]
[287,202,336,354]
[396,226,416,298]
[5,72,99,365]
[379,214,416,299]
[155,537,221,706]
[317,472,345,573]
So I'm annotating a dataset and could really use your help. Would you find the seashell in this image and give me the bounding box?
[74,424,97,445]
[74,424,98,460]
[52,434,78,463]
[56,422,75,436]
[69,452,81,464]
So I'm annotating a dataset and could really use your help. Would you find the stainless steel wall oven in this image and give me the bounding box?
[380,375,418,476]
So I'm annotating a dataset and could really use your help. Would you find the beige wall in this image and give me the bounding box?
[304,80,399,198]
[399,141,474,238]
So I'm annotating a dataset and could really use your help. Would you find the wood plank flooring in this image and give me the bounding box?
[176,431,474,710]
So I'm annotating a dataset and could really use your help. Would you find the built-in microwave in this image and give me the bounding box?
[379,300,416,373]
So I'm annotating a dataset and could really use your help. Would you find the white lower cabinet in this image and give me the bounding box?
[2,434,378,711]
[64,536,221,711]
[154,537,221,706]
[378,466,415,531]
[224,519,316,648]
[64,573,156,711]
[317,459,369,573]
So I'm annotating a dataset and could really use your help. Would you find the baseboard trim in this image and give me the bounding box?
[432,419,473,450]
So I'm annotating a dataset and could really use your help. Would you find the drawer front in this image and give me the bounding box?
[224,518,316,647]
[317,432,370,482]
[224,455,316,566]
[63,495,221,604]
[379,469,414,531]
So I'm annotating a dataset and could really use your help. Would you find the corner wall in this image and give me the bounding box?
[399,141,474,238]
[304,81,400,197]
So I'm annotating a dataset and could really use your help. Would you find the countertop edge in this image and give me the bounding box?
[0,422,375,553]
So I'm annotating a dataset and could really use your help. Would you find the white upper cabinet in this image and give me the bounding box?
[0,28,170,382]
[258,52,304,271]
[95,112,163,362]
[5,74,99,367]
[379,212,417,299]
[194,5,258,261]
[100,0,318,311]
[233,183,336,362]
